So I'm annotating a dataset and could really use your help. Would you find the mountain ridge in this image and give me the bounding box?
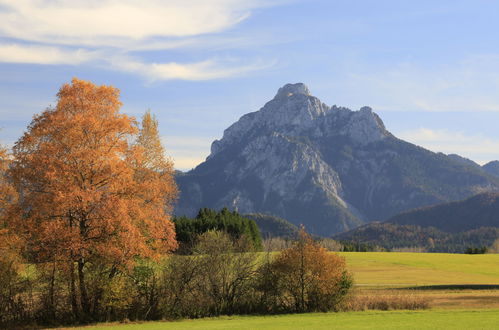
[334,192,499,252]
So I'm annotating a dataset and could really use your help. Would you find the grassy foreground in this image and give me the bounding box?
[70,253,499,329]
[81,309,499,330]
[338,252,499,287]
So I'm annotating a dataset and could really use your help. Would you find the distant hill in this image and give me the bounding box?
[483,161,499,177]
[387,192,499,232]
[245,213,300,239]
[334,193,499,252]
[334,222,499,253]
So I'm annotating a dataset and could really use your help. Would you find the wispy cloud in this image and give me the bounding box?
[0,0,281,80]
[0,0,265,47]
[398,128,499,164]
[112,56,275,81]
[0,42,272,80]
[0,43,100,65]
[162,135,214,170]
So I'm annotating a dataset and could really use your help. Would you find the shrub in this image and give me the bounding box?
[162,231,259,318]
[262,237,294,251]
[258,228,353,313]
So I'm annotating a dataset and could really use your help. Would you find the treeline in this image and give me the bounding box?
[174,208,262,253]
[0,229,352,327]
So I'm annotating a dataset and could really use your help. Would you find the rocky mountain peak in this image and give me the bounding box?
[274,83,311,99]
[209,83,391,158]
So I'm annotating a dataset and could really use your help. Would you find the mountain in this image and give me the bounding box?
[387,192,499,232]
[245,213,300,239]
[483,160,499,177]
[175,83,499,236]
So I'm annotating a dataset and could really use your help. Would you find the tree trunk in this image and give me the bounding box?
[78,259,91,321]
[48,261,56,319]
[69,261,79,320]
[300,243,305,312]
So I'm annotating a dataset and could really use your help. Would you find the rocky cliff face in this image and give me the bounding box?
[175,83,499,236]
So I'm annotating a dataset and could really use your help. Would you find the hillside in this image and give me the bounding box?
[335,222,499,252]
[387,192,499,232]
[335,193,499,252]
[244,213,300,239]
[483,161,499,177]
[175,83,499,236]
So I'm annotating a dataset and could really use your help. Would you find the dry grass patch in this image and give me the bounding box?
[343,290,431,311]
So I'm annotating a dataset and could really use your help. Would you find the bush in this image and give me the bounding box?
[257,228,353,313]
[465,246,488,254]
[162,231,259,318]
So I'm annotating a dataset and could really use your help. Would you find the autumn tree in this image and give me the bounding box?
[0,145,25,325]
[0,146,16,221]
[258,227,352,313]
[9,78,177,322]
[137,110,173,171]
[134,110,177,230]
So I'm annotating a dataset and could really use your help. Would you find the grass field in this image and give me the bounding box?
[339,252,499,287]
[340,252,499,310]
[79,310,499,329]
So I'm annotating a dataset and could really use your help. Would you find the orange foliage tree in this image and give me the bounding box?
[0,145,25,324]
[0,146,17,225]
[260,227,352,313]
[9,78,177,320]
[0,145,19,260]
[134,110,177,225]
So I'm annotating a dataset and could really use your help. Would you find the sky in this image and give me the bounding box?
[1,0,499,170]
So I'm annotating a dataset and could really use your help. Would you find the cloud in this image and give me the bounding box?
[346,55,499,112]
[0,42,272,80]
[397,128,499,164]
[162,135,213,171]
[0,43,100,65]
[0,1,280,80]
[112,56,275,81]
[0,0,268,48]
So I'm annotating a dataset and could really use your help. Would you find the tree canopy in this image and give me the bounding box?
[8,78,178,321]
[174,208,263,252]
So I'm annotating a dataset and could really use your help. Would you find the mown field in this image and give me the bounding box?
[79,310,499,330]
[339,252,499,310]
[73,252,499,329]
[339,252,499,287]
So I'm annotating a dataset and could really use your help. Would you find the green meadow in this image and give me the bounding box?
[339,252,499,287]
[80,310,499,330]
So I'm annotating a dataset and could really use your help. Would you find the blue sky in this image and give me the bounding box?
[1,0,499,170]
